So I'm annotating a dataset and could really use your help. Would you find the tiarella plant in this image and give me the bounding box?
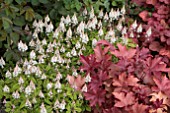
[0,6,134,113]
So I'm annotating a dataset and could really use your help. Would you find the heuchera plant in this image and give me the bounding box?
[129,0,170,60]
[72,40,170,113]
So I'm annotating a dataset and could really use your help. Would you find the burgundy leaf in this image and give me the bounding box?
[113,92,136,107]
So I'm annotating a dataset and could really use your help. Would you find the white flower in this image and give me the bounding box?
[146,27,152,37]
[3,85,10,93]
[45,15,50,23]
[48,90,53,97]
[66,27,72,39]
[46,22,54,33]
[110,37,117,43]
[33,30,38,38]
[98,27,104,36]
[81,84,87,92]
[51,55,57,63]
[66,52,72,58]
[12,91,20,99]
[104,12,109,21]
[116,21,123,31]
[137,24,143,33]
[25,85,32,95]
[60,16,65,23]
[98,20,102,29]
[75,41,81,49]
[54,99,60,108]
[122,36,128,45]
[109,8,114,19]
[72,13,78,25]
[18,40,28,52]
[5,70,12,79]
[81,45,86,51]
[65,15,71,25]
[32,97,37,104]
[18,76,24,85]
[72,69,78,76]
[122,27,127,35]
[53,28,59,38]
[78,49,83,56]
[0,57,5,68]
[40,103,47,113]
[89,7,95,19]
[29,39,35,47]
[55,80,61,89]
[71,48,77,56]
[121,5,126,15]
[60,46,65,53]
[77,21,85,34]
[59,21,66,32]
[39,90,45,98]
[56,72,62,80]
[38,20,45,32]
[81,33,89,44]
[98,9,103,18]
[41,74,47,80]
[30,80,36,90]
[13,64,22,77]
[92,39,97,47]
[25,99,32,108]
[82,8,88,16]
[35,67,42,77]
[24,25,30,31]
[42,39,47,45]
[131,20,138,29]
[130,32,134,38]
[59,100,66,110]
[47,83,53,90]
[33,20,38,28]
[85,73,91,83]
[30,50,36,59]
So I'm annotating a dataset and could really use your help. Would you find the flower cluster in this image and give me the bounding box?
[1,6,132,113]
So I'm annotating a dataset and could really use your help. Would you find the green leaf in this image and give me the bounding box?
[31,0,39,5]
[15,0,24,4]
[10,32,19,44]
[39,0,48,4]
[25,8,35,21]
[13,16,25,26]
[5,108,11,112]
[74,107,82,112]
[5,0,13,4]
[2,17,12,29]
[19,100,26,109]
[0,30,7,41]
[112,1,117,6]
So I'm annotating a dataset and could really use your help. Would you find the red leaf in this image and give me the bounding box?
[160,48,170,58]
[112,72,139,87]
[149,41,162,52]
[111,44,136,59]
[146,0,157,5]
[94,45,110,62]
[97,40,115,51]
[67,75,85,91]
[126,103,148,113]
[84,88,106,107]
[152,76,170,97]
[139,10,149,21]
[113,92,136,107]
[79,55,99,73]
